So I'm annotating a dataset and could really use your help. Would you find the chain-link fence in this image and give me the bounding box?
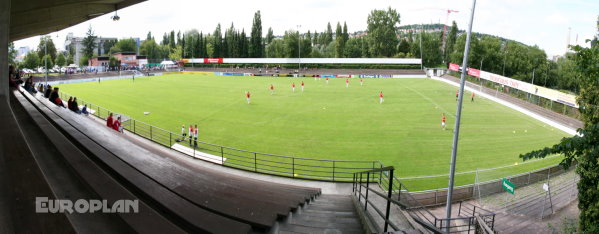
[475,164,578,220]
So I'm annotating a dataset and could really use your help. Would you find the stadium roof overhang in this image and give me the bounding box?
[9,0,146,41]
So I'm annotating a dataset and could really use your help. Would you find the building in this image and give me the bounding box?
[64,32,117,66]
[14,46,30,63]
[88,52,148,71]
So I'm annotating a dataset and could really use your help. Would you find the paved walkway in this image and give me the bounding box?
[437,75,582,133]
[84,115,353,195]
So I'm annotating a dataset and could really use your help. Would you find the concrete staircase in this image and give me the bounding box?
[273,194,364,234]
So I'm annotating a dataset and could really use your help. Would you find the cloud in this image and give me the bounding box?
[544,12,569,25]
[13,0,597,57]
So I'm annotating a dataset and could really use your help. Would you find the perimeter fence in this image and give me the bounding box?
[57,88,570,197]
[58,90,381,182]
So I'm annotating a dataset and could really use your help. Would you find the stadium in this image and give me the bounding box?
[2,0,595,234]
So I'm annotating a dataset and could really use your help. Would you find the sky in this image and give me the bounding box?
[13,0,598,57]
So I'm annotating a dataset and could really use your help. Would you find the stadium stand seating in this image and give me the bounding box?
[8,88,321,233]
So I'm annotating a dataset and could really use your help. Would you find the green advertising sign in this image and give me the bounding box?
[502,178,515,194]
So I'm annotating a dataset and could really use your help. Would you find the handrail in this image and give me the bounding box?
[55,89,383,182]
[475,215,495,234]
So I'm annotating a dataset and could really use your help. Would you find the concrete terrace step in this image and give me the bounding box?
[171,143,226,165]
[275,195,364,234]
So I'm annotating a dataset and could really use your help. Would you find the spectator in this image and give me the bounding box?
[23,76,36,93]
[67,97,73,109]
[107,113,114,128]
[181,125,187,141]
[8,65,19,88]
[81,104,89,115]
[113,116,122,132]
[44,85,52,98]
[49,87,65,107]
[193,124,198,148]
[71,97,81,114]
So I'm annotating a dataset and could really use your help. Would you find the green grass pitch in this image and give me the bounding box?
[57,74,568,191]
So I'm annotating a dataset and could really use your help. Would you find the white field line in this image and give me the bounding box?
[431,76,577,136]
[397,154,562,179]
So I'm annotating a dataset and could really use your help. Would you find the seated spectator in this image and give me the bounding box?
[23,76,36,93]
[106,113,114,128]
[81,104,89,115]
[8,65,19,88]
[44,85,52,98]
[49,87,65,108]
[67,97,73,109]
[112,116,122,132]
[71,97,81,114]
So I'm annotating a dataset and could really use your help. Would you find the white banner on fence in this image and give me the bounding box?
[184,58,422,65]
[479,71,578,108]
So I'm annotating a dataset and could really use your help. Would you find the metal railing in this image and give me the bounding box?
[354,167,496,233]
[57,90,382,182]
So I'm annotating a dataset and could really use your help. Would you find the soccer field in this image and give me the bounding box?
[57,74,568,190]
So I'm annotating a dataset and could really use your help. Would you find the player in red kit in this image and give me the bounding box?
[301,81,304,92]
[269,84,274,95]
[442,113,446,130]
[292,83,296,92]
[456,90,459,101]
[346,79,349,88]
[246,91,251,104]
[326,77,329,84]
[471,92,475,102]
[379,91,384,104]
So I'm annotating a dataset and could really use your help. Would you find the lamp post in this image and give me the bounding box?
[297,25,301,75]
[44,35,48,86]
[479,57,484,92]
[419,24,424,70]
[445,0,477,230]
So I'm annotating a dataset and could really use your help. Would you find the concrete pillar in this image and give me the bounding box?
[0,0,10,103]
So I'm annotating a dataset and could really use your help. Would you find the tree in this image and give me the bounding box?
[266,27,274,45]
[169,30,176,49]
[55,53,66,67]
[265,39,285,58]
[366,7,400,57]
[343,22,349,43]
[140,39,162,60]
[213,24,222,58]
[324,22,333,45]
[249,10,263,58]
[110,38,137,54]
[283,30,300,58]
[79,55,89,67]
[81,26,97,59]
[169,45,183,61]
[397,38,410,54]
[41,54,54,68]
[520,40,599,233]
[108,56,119,69]
[37,36,57,62]
[8,42,16,65]
[102,40,117,55]
[335,22,345,57]
[146,31,153,41]
[22,52,40,69]
[344,37,362,58]
[444,21,458,63]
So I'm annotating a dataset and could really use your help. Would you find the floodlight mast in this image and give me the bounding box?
[445,0,477,230]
